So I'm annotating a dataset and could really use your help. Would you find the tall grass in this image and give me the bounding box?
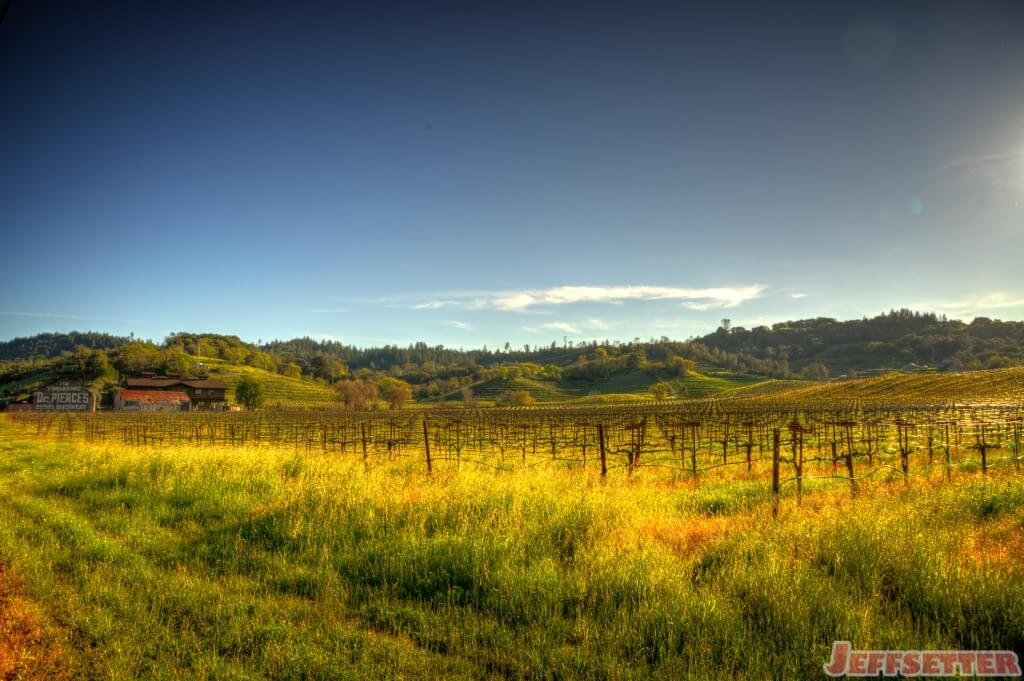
[0,426,1021,679]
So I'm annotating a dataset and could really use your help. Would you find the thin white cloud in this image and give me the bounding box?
[940,149,1023,189]
[543,321,580,334]
[442,320,473,331]
[926,292,1024,318]
[520,319,611,335]
[412,284,764,312]
[791,293,808,299]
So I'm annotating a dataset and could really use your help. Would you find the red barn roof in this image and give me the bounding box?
[119,390,190,403]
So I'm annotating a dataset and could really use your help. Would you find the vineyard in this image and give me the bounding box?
[8,393,1023,502]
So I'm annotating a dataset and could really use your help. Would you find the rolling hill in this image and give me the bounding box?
[721,366,1024,406]
[195,358,336,407]
[4,313,1024,409]
[438,367,767,404]
[698,310,1024,374]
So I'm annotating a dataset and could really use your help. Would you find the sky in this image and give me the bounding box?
[1,0,1023,348]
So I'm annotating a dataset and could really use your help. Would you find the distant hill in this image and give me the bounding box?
[721,366,1024,406]
[3,310,1024,406]
[439,367,769,405]
[196,358,335,407]
[0,332,130,360]
[697,309,1024,375]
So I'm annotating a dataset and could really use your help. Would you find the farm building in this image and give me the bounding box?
[122,376,228,410]
[114,389,191,412]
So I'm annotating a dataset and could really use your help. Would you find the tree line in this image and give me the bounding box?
[4,310,1024,404]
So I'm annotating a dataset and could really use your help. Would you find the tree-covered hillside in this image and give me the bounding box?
[0,332,130,360]
[4,310,1024,404]
[697,309,1024,374]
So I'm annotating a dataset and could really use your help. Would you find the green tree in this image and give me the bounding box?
[310,354,348,382]
[669,356,695,377]
[163,349,194,377]
[335,379,379,410]
[234,376,265,410]
[113,342,164,375]
[460,386,478,408]
[648,381,674,400]
[377,376,413,409]
[801,362,829,381]
[500,389,535,406]
[627,350,647,369]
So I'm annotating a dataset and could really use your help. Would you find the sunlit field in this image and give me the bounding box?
[1,413,1022,680]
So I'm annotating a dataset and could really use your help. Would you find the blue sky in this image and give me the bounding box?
[1,1,1023,348]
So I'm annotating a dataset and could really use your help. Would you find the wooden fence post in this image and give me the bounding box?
[689,424,699,480]
[745,423,753,472]
[1014,422,1021,474]
[423,418,432,475]
[360,422,368,464]
[979,425,988,476]
[771,429,780,518]
[598,423,607,478]
[898,423,910,486]
[843,424,858,497]
[790,428,803,504]
[944,424,952,482]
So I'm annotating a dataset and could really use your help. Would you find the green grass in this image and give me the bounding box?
[669,370,765,398]
[716,379,814,399]
[197,358,336,407]
[0,421,1021,679]
[448,375,570,403]
[437,367,765,405]
[568,368,764,399]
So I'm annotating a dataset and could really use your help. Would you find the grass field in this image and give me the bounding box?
[0,417,1021,680]
[197,358,336,407]
[441,368,763,404]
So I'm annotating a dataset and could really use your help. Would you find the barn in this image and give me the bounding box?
[114,389,191,412]
[122,376,229,410]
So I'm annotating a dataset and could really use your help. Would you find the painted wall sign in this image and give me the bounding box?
[33,380,93,411]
